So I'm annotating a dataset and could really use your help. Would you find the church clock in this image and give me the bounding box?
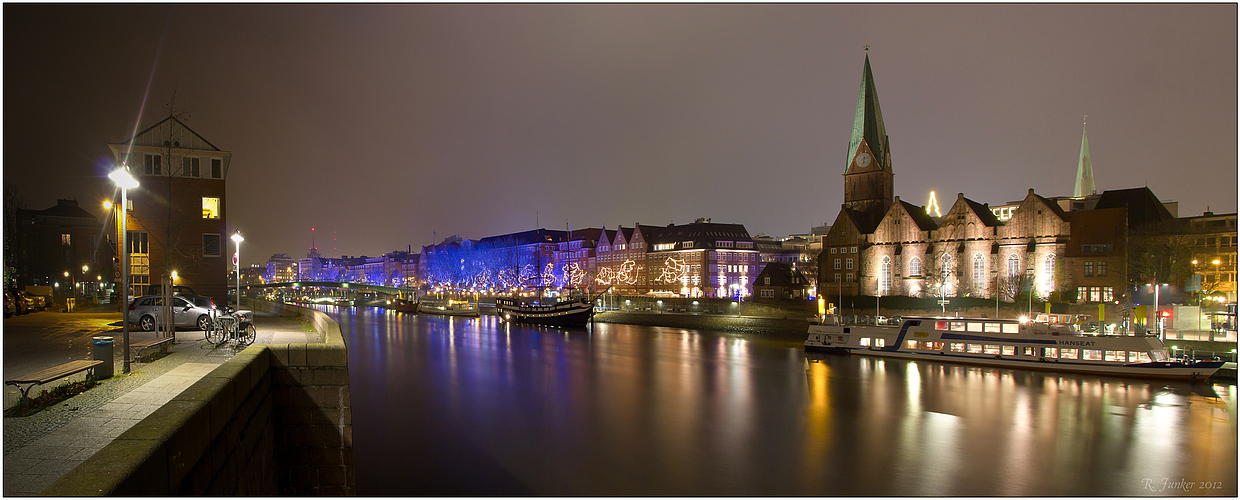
[855,152,872,168]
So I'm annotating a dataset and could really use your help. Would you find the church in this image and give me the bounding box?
[816,49,1145,306]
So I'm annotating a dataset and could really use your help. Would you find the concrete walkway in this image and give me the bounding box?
[2,312,320,496]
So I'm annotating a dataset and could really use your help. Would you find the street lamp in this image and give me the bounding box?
[1150,282,1168,341]
[64,271,73,311]
[82,265,89,306]
[231,230,244,312]
[109,164,138,373]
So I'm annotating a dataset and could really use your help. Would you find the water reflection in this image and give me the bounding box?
[335,306,1236,496]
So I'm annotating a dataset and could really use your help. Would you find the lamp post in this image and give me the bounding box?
[1150,282,1168,341]
[82,265,89,306]
[232,230,244,312]
[109,164,138,373]
[64,271,73,311]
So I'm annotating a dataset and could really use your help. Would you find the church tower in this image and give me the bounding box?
[1073,116,1095,197]
[843,47,895,215]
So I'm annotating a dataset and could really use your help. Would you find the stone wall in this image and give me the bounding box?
[42,300,353,496]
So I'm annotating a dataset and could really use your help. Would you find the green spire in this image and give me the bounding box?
[846,50,889,172]
[1074,116,1095,197]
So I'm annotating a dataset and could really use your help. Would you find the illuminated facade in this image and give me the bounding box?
[818,51,1073,301]
[107,116,232,305]
[264,253,297,284]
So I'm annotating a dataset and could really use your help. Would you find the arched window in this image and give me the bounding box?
[939,253,953,297]
[880,256,892,296]
[1007,254,1021,278]
[1042,254,1056,293]
[973,253,985,287]
[909,257,922,277]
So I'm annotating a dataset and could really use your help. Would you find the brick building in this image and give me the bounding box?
[107,116,232,305]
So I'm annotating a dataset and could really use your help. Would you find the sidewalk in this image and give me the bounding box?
[2,312,320,496]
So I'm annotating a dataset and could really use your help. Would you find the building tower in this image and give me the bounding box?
[843,47,895,215]
[1074,116,1095,197]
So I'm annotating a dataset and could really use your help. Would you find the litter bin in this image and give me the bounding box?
[92,336,114,379]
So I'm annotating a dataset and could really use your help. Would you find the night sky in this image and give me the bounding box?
[4,4,1236,267]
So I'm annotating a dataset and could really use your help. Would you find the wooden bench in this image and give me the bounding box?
[130,337,175,362]
[5,360,104,405]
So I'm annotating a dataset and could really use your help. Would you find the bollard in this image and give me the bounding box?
[92,336,114,379]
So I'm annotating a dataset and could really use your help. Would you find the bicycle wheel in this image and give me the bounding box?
[205,323,225,345]
[238,324,257,346]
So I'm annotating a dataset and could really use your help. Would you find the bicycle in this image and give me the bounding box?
[206,308,256,347]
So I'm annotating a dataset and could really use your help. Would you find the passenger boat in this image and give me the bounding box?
[419,300,480,317]
[496,296,594,328]
[804,315,1224,380]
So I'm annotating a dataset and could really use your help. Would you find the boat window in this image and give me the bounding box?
[967,322,984,332]
[875,338,885,348]
[1082,350,1102,361]
[1136,352,1153,362]
[967,344,982,353]
[950,343,965,352]
[1104,351,1122,362]
[936,321,950,330]
[1151,351,1167,362]
[951,321,966,331]
[1001,346,1015,356]
[1042,347,1058,358]
[906,340,919,349]
[1022,346,1035,356]
[1128,351,1143,362]
[859,337,870,347]
[984,345,1001,355]
[1060,348,1078,360]
[931,342,945,350]
[984,323,1001,333]
[1002,323,1020,334]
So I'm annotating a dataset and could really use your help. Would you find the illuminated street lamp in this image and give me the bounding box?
[109,164,138,373]
[231,230,244,312]
[1149,282,1168,341]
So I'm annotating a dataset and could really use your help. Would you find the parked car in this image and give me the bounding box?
[17,290,43,312]
[127,295,217,332]
[4,289,16,317]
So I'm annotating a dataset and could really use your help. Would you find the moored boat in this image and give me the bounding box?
[420,300,480,317]
[805,316,1223,380]
[496,296,593,328]
[390,297,419,314]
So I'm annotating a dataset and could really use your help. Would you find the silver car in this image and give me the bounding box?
[127,295,216,332]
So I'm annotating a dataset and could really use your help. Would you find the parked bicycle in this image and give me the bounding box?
[205,307,256,347]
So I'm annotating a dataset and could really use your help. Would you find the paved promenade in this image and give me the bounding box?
[2,308,320,496]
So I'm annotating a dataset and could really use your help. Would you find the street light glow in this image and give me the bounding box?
[107,167,138,189]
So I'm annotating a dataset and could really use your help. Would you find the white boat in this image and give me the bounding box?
[804,315,1223,380]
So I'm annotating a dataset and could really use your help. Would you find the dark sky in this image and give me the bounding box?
[5,4,1236,267]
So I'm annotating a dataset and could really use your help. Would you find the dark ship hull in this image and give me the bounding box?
[496,297,593,328]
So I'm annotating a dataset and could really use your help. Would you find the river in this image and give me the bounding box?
[330,306,1237,496]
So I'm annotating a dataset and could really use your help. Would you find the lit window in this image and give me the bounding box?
[203,197,221,219]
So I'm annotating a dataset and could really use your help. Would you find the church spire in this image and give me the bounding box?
[1074,116,1095,197]
[841,48,894,215]
[846,49,890,172]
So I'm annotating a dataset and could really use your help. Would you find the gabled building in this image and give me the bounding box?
[107,116,232,305]
[595,223,651,294]
[817,51,1075,303]
[754,262,810,303]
